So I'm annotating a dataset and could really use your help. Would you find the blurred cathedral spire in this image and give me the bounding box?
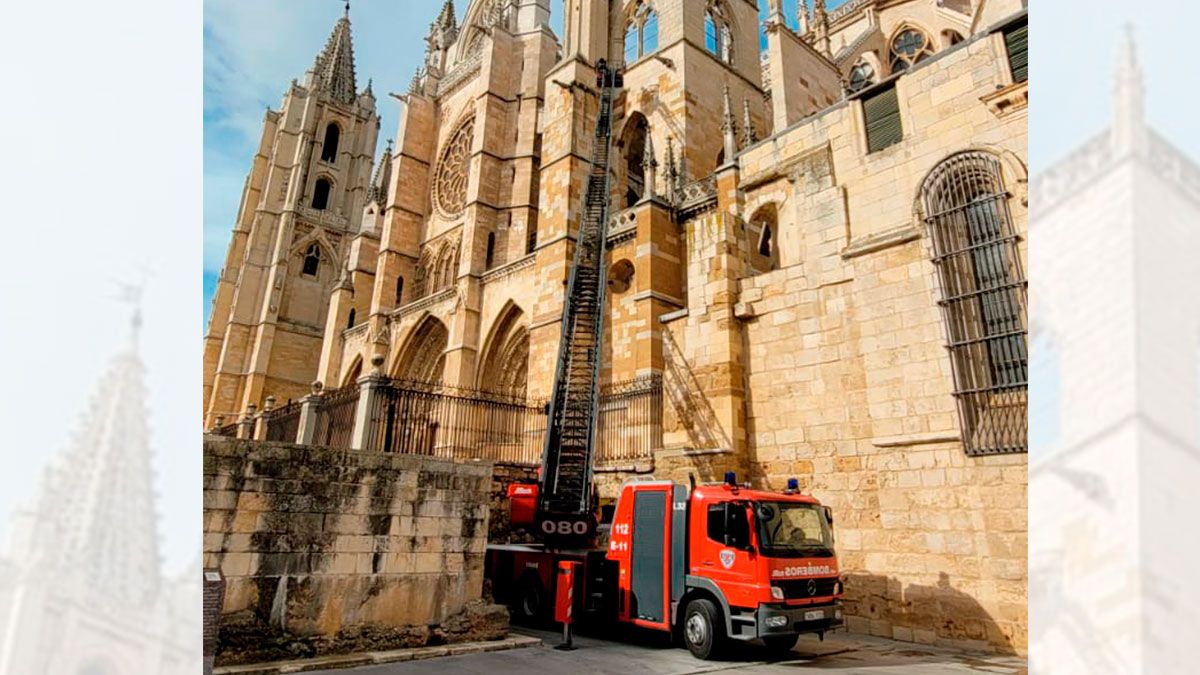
[1113,23,1146,156]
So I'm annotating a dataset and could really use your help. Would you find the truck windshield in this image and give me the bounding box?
[754,502,834,558]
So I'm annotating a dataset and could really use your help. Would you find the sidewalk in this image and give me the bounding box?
[212,635,542,675]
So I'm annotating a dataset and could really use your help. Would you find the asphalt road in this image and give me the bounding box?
[309,627,1027,674]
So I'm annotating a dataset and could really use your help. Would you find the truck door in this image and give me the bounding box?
[695,501,757,607]
[630,488,670,629]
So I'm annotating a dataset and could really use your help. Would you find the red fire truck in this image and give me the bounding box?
[489,474,844,659]
[484,64,844,659]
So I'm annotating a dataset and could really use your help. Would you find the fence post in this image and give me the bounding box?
[237,404,256,440]
[351,354,388,451]
[296,382,324,445]
[254,396,275,441]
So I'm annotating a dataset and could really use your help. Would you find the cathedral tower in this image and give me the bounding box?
[204,8,379,425]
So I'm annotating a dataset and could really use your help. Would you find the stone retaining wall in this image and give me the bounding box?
[203,438,501,665]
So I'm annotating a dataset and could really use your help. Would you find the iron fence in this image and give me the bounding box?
[368,380,548,464]
[263,399,302,443]
[313,383,360,449]
[213,421,239,438]
[596,374,663,465]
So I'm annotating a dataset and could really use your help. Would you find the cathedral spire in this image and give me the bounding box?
[1113,23,1146,156]
[643,132,658,200]
[742,99,758,147]
[721,85,738,165]
[310,9,359,105]
[18,318,163,606]
[368,139,394,206]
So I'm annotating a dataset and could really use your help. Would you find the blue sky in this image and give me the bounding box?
[202,0,848,315]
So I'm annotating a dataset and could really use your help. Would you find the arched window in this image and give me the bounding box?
[705,2,733,65]
[623,3,660,64]
[312,178,332,210]
[624,22,639,64]
[758,225,773,257]
[302,244,321,277]
[346,308,356,329]
[942,30,965,48]
[847,61,876,93]
[395,276,405,305]
[747,203,780,274]
[643,9,659,54]
[485,232,496,269]
[890,27,933,73]
[608,259,635,294]
[320,123,340,162]
[922,152,1027,455]
[620,113,649,207]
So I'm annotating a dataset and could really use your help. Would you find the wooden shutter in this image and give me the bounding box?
[864,85,902,153]
[1005,24,1028,83]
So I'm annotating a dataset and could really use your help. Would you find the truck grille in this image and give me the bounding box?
[775,577,838,600]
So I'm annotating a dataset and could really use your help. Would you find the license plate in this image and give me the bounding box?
[804,610,824,621]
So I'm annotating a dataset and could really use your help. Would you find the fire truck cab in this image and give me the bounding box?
[604,475,843,658]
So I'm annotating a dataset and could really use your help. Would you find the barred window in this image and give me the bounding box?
[922,152,1027,455]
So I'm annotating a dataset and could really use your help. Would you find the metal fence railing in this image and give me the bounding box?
[263,399,302,443]
[367,380,548,465]
[313,383,360,449]
[596,374,663,466]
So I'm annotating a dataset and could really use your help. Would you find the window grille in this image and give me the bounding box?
[922,152,1027,455]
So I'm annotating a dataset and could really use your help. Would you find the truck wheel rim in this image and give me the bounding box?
[686,614,707,645]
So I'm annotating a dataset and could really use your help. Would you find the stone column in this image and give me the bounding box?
[237,404,257,440]
[253,396,275,441]
[350,354,388,451]
[296,382,325,445]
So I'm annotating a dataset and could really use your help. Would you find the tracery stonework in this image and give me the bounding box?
[434,117,475,219]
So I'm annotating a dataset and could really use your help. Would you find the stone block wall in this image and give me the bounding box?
[203,438,497,664]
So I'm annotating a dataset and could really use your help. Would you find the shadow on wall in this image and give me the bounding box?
[662,329,730,475]
[843,572,1018,655]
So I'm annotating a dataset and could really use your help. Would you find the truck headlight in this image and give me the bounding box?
[765,615,788,628]
[770,586,784,600]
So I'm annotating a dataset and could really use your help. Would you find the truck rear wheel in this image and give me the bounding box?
[683,598,725,660]
[512,576,546,623]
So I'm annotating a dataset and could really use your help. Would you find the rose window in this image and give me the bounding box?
[434,117,475,219]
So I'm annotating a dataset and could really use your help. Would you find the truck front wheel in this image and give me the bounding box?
[683,598,725,660]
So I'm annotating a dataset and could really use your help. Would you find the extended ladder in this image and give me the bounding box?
[536,70,618,542]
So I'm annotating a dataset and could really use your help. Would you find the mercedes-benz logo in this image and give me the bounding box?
[806,579,817,596]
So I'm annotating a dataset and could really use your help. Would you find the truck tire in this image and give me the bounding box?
[762,634,798,656]
[513,576,546,623]
[683,598,725,660]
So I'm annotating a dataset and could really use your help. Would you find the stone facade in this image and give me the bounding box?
[202,438,497,664]
[205,0,1029,655]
